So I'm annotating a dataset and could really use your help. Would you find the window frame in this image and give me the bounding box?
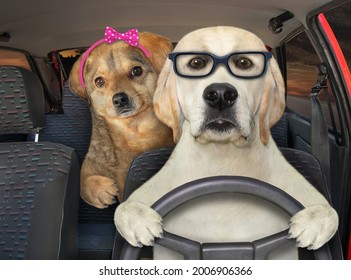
[306,0,351,260]
[280,2,351,144]
[307,1,351,143]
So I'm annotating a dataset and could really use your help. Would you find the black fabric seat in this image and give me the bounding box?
[39,83,92,165]
[0,66,80,259]
[113,146,343,260]
[39,83,116,259]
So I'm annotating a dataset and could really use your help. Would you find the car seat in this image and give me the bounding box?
[39,82,116,259]
[0,66,80,259]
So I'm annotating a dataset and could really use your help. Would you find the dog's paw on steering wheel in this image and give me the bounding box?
[115,201,163,247]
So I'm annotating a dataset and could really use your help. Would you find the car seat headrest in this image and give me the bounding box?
[0,66,45,135]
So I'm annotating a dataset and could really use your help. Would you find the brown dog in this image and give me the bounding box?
[69,31,174,208]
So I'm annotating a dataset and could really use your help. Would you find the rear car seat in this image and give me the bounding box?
[0,66,80,259]
[39,82,116,259]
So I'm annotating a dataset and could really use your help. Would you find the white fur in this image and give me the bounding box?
[114,26,338,259]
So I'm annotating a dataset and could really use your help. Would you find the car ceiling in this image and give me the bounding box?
[0,0,331,57]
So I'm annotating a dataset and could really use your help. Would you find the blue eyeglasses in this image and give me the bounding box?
[168,51,272,79]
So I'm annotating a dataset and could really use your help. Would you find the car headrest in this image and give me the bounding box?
[0,66,45,135]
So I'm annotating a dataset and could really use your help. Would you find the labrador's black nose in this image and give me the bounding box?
[112,92,130,108]
[203,83,238,111]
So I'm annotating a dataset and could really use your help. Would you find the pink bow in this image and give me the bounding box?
[103,27,149,56]
[104,27,139,46]
[79,26,150,88]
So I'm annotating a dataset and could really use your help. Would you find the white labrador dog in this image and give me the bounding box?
[115,26,338,259]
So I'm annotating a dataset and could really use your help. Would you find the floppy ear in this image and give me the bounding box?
[259,57,285,145]
[139,32,174,74]
[153,59,182,143]
[69,54,88,100]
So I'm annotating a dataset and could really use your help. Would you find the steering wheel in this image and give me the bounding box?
[120,176,332,260]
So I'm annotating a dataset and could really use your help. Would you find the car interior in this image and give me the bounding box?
[0,0,350,260]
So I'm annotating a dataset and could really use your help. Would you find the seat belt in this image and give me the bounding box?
[310,64,331,191]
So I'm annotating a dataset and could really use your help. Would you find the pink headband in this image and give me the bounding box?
[79,26,150,88]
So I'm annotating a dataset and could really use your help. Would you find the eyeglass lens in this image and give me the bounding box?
[174,53,266,78]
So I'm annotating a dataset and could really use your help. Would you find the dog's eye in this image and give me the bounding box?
[95,77,105,87]
[188,57,207,69]
[235,57,253,69]
[131,66,143,77]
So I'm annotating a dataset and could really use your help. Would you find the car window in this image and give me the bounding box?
[285,30,340,132]
[0,48,32,70]
[58,48,84,81]
[285,31,321,101]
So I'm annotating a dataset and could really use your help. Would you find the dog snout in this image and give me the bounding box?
[203,83,238,111]
[112,92,130,108]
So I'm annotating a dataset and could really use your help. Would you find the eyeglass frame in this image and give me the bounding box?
[168,51,273,79]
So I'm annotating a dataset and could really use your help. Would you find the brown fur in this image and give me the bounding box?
[69,32,174,208]
[153,60,182,143]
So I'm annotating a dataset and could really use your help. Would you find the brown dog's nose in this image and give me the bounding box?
[203,83,238,111]
[112,92,130,108]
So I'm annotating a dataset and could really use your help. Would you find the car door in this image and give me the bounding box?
[278,1,351,259]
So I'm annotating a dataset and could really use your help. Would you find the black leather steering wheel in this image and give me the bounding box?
[120,176,332,260]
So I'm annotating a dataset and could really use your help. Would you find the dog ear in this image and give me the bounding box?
[259,56,285,145]
[69,54,88,100]
[153,59,182,143]
[139,32,174,74]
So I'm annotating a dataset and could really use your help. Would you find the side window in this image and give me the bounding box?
[285,30,340,132]
[0,48,32,70]
[58,48,84,81]
[48,48,85,84]
[285,31,321,117]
